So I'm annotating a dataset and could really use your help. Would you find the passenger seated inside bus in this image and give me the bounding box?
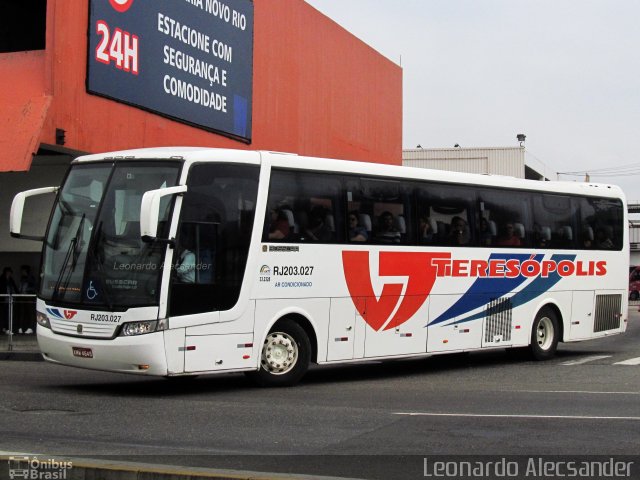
[448,216,469,245]
[582,226,594,249]
[348,211,368,242]
[175,230,196,283]
[267,208,291,240]
[375,211,401,243]
[558,225,574,248]
[479,218,494,246]
[176,248,195,283]
[304,205,333,242]
[595,227,614,249]
[418,214,435,243]
[497,223,521,246]
[534,224,551,248]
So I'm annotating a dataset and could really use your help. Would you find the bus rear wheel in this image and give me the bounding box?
[246,319,311,387]
[530,307,559,360]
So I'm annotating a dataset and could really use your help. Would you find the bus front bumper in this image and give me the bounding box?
[37,326,168,375]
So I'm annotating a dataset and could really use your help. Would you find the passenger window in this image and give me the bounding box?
[478,190,530,248]
[532,195,578,249]
[264,170,343,244]
[579,197,623,250]
[348,178,412,245]
[416,183,474,247]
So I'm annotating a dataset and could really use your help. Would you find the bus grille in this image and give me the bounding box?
[484,298,512,343]
[50,319,117,338]
[593,294,622,333]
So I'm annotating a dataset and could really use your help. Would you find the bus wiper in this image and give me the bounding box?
[87,221,115,311]
[53,214,85,301]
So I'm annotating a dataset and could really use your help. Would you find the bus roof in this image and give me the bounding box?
[72,147,625,201]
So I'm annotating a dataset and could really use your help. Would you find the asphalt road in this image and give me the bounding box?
[1,311,639,479]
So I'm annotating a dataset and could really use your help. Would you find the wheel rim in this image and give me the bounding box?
[536,316,554,351]
[261,331,298,375]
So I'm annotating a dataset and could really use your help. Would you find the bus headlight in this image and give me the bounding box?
[120,319,169,336]
[36,311,50,329]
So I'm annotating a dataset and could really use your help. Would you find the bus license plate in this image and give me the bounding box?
[72,347,93,358]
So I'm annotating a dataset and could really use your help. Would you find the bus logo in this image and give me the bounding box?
[259,265,271,282]
[8,456,29,479]
[8,456,73,479]
[342,251,447,331]
[46,308,77,320]
[343,251,607,331]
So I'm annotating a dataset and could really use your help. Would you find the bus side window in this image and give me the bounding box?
[579,197,623,251]
[533,195,578,249]
[477,189,530,248]
[264,169,343,244]
[416,181,475,247]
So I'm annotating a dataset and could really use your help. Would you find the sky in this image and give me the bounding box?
[305,0,640,202]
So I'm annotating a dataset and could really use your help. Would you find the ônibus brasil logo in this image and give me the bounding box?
[342,251,606,332]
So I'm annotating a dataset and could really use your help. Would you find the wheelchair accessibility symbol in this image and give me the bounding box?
[86,281,98,300]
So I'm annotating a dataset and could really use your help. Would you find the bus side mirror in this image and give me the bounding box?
[140,185,187,243]
[10,187,59,240]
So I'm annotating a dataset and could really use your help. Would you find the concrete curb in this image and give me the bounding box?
[0,454,366,480]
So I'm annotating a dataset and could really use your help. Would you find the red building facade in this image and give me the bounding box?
[0,0,402,172]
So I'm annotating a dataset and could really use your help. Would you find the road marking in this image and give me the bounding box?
[559,355,611,365]
[614,357,640,366]
[512,390,640,395]
[393,413,640,421]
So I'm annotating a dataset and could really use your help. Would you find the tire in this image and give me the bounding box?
[530,307,560,360]
[630,291,639,301]
[246,318,311,387]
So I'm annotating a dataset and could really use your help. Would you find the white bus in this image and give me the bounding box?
[10,148,628,386]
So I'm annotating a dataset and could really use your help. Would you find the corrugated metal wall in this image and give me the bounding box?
[403,147,526,178]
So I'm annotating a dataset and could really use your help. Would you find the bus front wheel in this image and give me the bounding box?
[246,319,311,387]
[530,307,560,361]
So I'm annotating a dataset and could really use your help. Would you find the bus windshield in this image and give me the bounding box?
[40,161,181,309]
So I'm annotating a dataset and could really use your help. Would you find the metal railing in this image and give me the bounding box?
[0,294,37,351]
